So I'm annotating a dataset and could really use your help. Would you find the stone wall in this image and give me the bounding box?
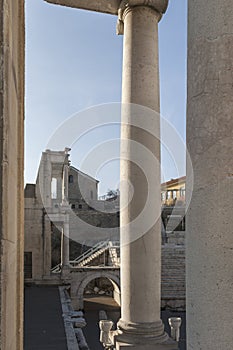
[0,1,25,348]
[69,209,119,245]
[24,197,52,280]
[68,166,98,203]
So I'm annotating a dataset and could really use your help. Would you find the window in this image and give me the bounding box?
[71,204,75,209]
[24,252,32,279]
[78,204,82,209]
[69,175,73,183]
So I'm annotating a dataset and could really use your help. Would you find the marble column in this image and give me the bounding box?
[62,162,69,204]
[114,2,177,349]
[42,153,52,208]
[186,1,233,349]
[62,153,70,205]
[61,218,70,269]
[43,213,52,277]
[57,178,63,202]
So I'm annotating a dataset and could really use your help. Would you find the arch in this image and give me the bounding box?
[74,271,120,309]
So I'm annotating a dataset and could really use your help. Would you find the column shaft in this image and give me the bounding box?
[120,5,161,324]
[122,6,160,110]
[63,163,69,202]
[186,1,233,349]
[62,220,70,266]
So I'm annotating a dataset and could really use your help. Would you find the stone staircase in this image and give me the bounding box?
[70,241,109,268]
[108,241,120,266]
[161,245,185,310]
[51,241,120,272]
[70,241,120,268]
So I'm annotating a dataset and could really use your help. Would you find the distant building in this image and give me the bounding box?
[161,176,186,207]
[68,166,99,209]
[24,149,119,282]
[161,176,186,244]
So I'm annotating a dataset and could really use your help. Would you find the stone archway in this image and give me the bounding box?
[72,271,120,310]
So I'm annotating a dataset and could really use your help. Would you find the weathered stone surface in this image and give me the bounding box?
[116,3,176,349]
[186,1,233,349]
[45,0,121,15]
[0,0,25,349]
[44,0,168,16]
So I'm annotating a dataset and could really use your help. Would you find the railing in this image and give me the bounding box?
[51,240,120,272]
[70,241,109,265]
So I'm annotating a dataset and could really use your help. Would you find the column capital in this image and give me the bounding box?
[117,0,169,34]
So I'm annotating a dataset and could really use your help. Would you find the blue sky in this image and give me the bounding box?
[25,0,187,196]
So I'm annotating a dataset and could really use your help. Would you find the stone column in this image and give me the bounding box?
[43,213,52,277]
[57,178,63,202]
[41,153,52,208]
[186,1,233,349]
[61,216,70,271]
[62,162,69,205]
[114,2,177,349]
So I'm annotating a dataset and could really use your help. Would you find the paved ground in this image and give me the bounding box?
[24,287,186,350]
[83,296,186,350]
[24,285,67,350]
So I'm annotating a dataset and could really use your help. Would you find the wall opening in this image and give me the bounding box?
[51,177,57,199]
[83,277,120,315]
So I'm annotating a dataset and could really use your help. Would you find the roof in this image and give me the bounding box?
[161,176,186,189]
[69,166,99,183]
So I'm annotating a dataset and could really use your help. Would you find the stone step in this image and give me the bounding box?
[162,295,185,300]
[162,258,185,260]
[162,279,185,283]
[162,264,185,266]
[162,293,186,297]
[162,288,185,293]
[162,285,185,290]
[162,266,185,269]
[162,269,185,272]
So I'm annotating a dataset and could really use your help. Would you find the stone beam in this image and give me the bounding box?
[44,0,121,15]
[44,0,168,17]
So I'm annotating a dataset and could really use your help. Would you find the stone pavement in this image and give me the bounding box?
[24,285,67,350]
[83,296,186,350]
[24,287,186,350]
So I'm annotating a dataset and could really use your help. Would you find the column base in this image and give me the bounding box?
[114,340,178,350]
[111,319,178,350]
[61,264,71,278]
